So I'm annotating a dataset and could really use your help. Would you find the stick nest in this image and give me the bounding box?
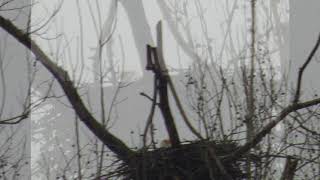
[115,140,259,180]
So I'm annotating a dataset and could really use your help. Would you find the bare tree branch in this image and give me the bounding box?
[225,97,320,161]
[142,68,158,147]
[0,15,135,162]
[294,33,320,103]
[155,22,180,146]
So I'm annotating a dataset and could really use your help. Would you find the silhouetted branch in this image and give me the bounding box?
[0,15,135,162]
[225,97,320,161]
[145,22,181,147]
[142,74,158,147]
[294,33,320,103]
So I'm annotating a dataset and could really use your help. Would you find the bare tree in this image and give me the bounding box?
[1,0,320,179]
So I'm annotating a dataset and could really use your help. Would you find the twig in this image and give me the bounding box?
[142,74,158,147]
[225,97,320,161]
[294,33,320,103]
[167,72,204,140]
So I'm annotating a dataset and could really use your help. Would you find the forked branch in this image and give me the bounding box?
[226,97,320,161]
[294,33,320,103]
[225,32,320,162]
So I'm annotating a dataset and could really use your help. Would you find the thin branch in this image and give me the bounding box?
[167,70,204,140]
[0,111,29,124]
[142,74,158,147]
[225,97,320,161]
[74,114,82,180]
[294,33,320,103]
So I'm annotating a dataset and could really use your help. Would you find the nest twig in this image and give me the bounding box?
[114,140,259,180]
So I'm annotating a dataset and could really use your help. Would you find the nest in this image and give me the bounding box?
[115,140,259,180]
